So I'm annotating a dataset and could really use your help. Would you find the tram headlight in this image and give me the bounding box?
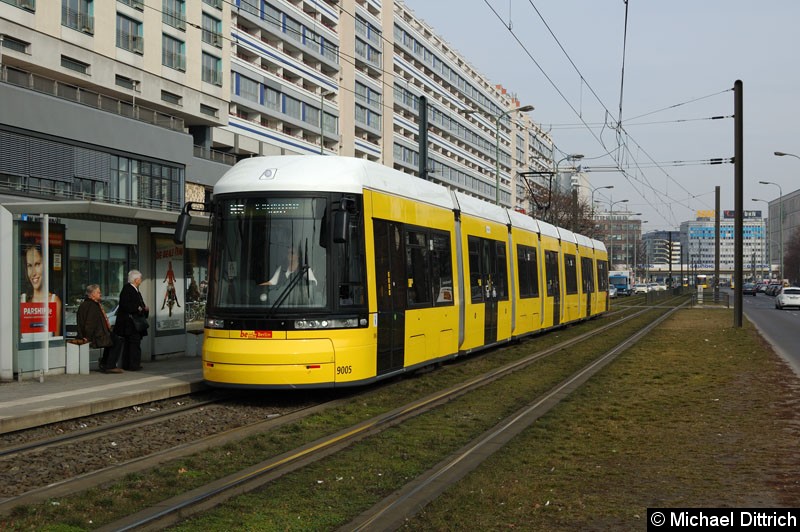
[205,318,226,329]
[294,318,365,329]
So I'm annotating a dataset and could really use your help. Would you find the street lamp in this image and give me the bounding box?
[320,89,332,154]
[556,153,584,173]
[589,185,613,218]
[492,105,535,205]
[573,182,611,232]
[462,104,535,205]
[595,198,628,269]
[752,198,771,280]
[624,213,642,271]
[774,151,800,161]
[637,221,649,281]
[759,180,783,280]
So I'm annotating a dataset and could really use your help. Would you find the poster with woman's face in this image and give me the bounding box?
[19,221,65,341]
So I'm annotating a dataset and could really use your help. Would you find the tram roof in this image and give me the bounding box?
[213,156,454,211]
[213,156,598,245]
[452,191,510,226]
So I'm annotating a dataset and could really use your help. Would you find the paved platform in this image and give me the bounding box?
[0,355,206,434]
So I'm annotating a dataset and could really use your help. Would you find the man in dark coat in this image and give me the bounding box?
[114,269,149,371]
[76,284,123,373]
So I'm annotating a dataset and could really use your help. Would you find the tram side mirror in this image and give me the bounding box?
[174,212,192,244]
[333,210,349,243]
[174,201,207,244]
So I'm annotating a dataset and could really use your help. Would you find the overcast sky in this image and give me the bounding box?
[401,0,800,231]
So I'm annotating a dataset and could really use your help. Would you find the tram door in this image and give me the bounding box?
[468,236,505,345]
[545,250,560,326]
[373,220,406,375]
[582,257,594,317]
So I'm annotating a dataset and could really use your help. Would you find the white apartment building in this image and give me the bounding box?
[0,0,233,376]
[679,215,767,281]
[0,0,555,379]
[223,0,552,208]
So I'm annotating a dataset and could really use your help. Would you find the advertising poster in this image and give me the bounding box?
[19,221,65,341]
[155,237,184,332]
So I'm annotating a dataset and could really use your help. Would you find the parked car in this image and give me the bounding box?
[608,285,618,299]
[64,297,119,339]
[742,283,757,296]
[775,287,800,309]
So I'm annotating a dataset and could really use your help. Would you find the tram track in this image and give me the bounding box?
[0,396,225,459]
[91,296,688,531]
[0,392,343,509]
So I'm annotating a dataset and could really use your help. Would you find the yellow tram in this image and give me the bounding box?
[174,156,609,388]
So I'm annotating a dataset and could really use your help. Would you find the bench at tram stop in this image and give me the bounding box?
[186,328,205,357]
[66,338,92,375]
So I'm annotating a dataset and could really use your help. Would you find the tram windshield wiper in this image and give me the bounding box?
[268,265,311,313]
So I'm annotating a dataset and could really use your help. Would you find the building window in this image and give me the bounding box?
[115,74,137,90]
[117,0,143,10]
[62,0,94,34]
[283,95,301,120]
[1,35,29,53]
[116,13,143,54]
[199,104,218,117]
[202,0,221,9]
[161,90,182,106]
[201,52,222,85]
[61,55,90,74]
[162,0,185,30]
[8,0,35,12]
[265,87,280,111]
[162,34,186,71]
[238,75,259,104]
[202,12,222,47]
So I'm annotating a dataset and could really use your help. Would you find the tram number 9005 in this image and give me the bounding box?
[336,365,353,375]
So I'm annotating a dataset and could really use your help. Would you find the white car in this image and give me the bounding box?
[775,287,800,310]
[633,284,649,294]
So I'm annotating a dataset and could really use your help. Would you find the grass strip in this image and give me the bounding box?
[0,306,657,530]
[408,309,800,530]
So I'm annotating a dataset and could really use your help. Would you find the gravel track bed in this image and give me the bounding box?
[0,392,319,498]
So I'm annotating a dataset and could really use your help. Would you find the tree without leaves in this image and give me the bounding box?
[523,183,602,239]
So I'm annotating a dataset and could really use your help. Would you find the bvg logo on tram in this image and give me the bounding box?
[239,330,273,339]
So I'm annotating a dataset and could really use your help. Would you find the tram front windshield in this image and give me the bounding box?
[210,196,354,314]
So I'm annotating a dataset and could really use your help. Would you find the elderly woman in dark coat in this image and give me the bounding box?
[76,284,123,373]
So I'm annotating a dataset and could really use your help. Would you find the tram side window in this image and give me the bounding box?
[581,257,595,293]
[597,260,609,291]
[545,250,559,297]
[431,232,453,305]
[404,228,453,308]
[468,236,507,302]
[405,230,431,306]
[468,236,483,302]
[336,199,367,308]
[564,253,578,295]
[517,244,539,298]
[493,241,508,300]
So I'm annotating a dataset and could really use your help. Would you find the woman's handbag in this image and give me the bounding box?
[131,314,149,334]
